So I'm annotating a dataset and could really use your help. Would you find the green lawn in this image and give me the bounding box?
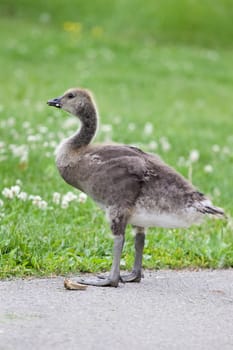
[0,0,232,278]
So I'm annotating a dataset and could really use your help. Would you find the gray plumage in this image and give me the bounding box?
[47,88,225,287]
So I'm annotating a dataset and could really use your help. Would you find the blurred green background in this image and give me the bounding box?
[1,0,233,46]
[0,0,232,276]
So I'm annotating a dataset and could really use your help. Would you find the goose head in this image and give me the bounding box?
[47,88,96,121]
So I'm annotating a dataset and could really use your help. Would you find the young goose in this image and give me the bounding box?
[47,88,225,287]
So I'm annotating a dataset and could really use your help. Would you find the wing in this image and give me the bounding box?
[59,143,196,211]
[81,154,148,208]
[64,144,154,207]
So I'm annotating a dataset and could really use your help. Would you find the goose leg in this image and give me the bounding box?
[121,227,145,283]
[76,213,126,287]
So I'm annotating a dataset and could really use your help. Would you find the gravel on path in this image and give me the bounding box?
[0,269,233,350]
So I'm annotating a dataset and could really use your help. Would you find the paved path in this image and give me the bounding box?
[0,270,233,350]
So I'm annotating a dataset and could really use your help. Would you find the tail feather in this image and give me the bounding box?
[195,200,226,219]
[202,205,225,217]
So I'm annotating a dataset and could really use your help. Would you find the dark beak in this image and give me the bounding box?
[47,96,62,108]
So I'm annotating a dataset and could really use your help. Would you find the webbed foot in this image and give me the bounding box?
[76,275,119,287]
[120,271,142,283]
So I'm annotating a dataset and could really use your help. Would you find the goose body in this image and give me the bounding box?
[56,142,216,229]
[48,88,225,287]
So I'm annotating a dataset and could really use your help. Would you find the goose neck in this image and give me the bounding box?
[70,108,98,148]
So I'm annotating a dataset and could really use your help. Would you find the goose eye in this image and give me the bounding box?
[67,93,75,99]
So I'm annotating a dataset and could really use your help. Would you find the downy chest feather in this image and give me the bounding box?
[55,141,79,184]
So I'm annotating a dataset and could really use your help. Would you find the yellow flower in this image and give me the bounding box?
[91,26,103,38]
[63,21,82,34]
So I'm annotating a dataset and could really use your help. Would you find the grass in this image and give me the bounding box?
[0,0,233,278]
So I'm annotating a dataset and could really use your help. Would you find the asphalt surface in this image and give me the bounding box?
[0,270,233,350]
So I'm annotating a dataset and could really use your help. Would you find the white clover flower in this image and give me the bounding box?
[9,144,29,165]
[60,191,79,208]
[11,185,21,196]
[22,121,30,129]
[222,146,230,155]
[120,259,126,267]
[10,144,28,158]
[161,140,171,152]
[189,149,200,163]
[39,12,51,23]
[144,122,153,135]
[10,130,19,140]
[53,192,61,204]
[31,195,47,210]
[35,102,45,112]
[49,141,57,148]
[205,50,219,61]
[31,195,42,204]
[38,125,48,134]
[37,200,48,210]
[63,191,78,202]
[48,132,56,139]
[25,128,34,135]
[16,179,22,186]
[128,123,136,131]
[7,117,15,127]
[213,187,221,197]
[63,117,78,129]
[113,116,121,124]
[212,144,220,153]
[61,199,69,209]
[0,212,5,219]
[27,134,42,142]
[227,217,233,230]
[2,185,21,200]
[204,164,213,173]
[160,137,171,152]
[17,192,28,201]
[2,188,14,199]
[101,124,112,133]
[28,195,36,200]
[177,156,186,167]
[0,199,4,207]
[19,152,29,164]
[78,192,87,203]
[148,141,158,150]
